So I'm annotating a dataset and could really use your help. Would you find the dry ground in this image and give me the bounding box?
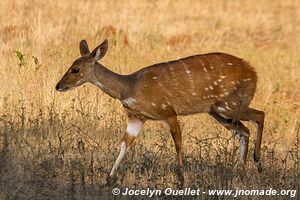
[0,0,299,199]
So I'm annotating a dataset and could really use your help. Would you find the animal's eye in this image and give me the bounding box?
[71,68,80,73]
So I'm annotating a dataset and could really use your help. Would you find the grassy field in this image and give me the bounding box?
[0,0,299,199]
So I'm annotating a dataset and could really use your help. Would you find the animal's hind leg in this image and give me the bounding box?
[215,107,265,164]
[243,108,264,163]
[209,111,250,164]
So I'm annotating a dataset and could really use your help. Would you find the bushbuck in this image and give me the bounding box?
[56,39,265,179]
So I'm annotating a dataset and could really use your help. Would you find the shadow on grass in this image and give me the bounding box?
[0,119,299,200]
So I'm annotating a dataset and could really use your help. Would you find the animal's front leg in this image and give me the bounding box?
[109,118,144,177]
[165,116,183,167]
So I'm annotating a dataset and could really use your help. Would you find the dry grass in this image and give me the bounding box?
[0,0,299,199]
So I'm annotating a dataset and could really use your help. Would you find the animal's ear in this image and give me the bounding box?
[90,39,108,62]
[79,40,90,56]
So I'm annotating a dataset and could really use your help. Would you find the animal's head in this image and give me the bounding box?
[55,39,108,92]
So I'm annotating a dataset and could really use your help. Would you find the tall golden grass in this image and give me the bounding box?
[0,0,299,199]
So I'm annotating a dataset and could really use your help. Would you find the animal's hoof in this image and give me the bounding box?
[106,173,117,185]
[253,152,260,163]
[175,166,185,186]
[234,162,247,180]
[256,162,263,173]
[236,161,246,169]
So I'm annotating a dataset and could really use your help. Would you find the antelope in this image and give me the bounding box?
[56,39,265,179]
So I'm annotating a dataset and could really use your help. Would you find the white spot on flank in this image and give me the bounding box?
[231,81,236,85]
[203,67,208,72]
[213,81,218,85]
[227,62,233,65]
[205,87,209,91]
[220,75,227,79]
[152,77,158,79]
[219,113,229,119]
[96,81,104,88]
[225,105,231,110]
[197,58,205,67]
[243,78,252,82]
[192,92,196,96]
[209,85,214,90]
[225,102,228,105]
[218,79,222,82]
[217,106,226,112]
[76,80,82,85]
[220,85,224,88]
[224,92,229,96]
[122,97,136,106]
[126,120,143,137]
[151,103,156,106]
[232,102,237,105]
[179,60,192,75]
[162,104,167,109]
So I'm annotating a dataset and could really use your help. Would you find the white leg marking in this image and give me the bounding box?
[110,141,126,177]
[240,137,246,163]
[126,120,143,137]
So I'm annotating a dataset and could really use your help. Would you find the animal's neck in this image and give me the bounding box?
[90,63,134,100]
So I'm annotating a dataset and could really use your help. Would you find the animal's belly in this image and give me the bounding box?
[122,94,214,120]
[139,100,212,119]
[172,101,212,115]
